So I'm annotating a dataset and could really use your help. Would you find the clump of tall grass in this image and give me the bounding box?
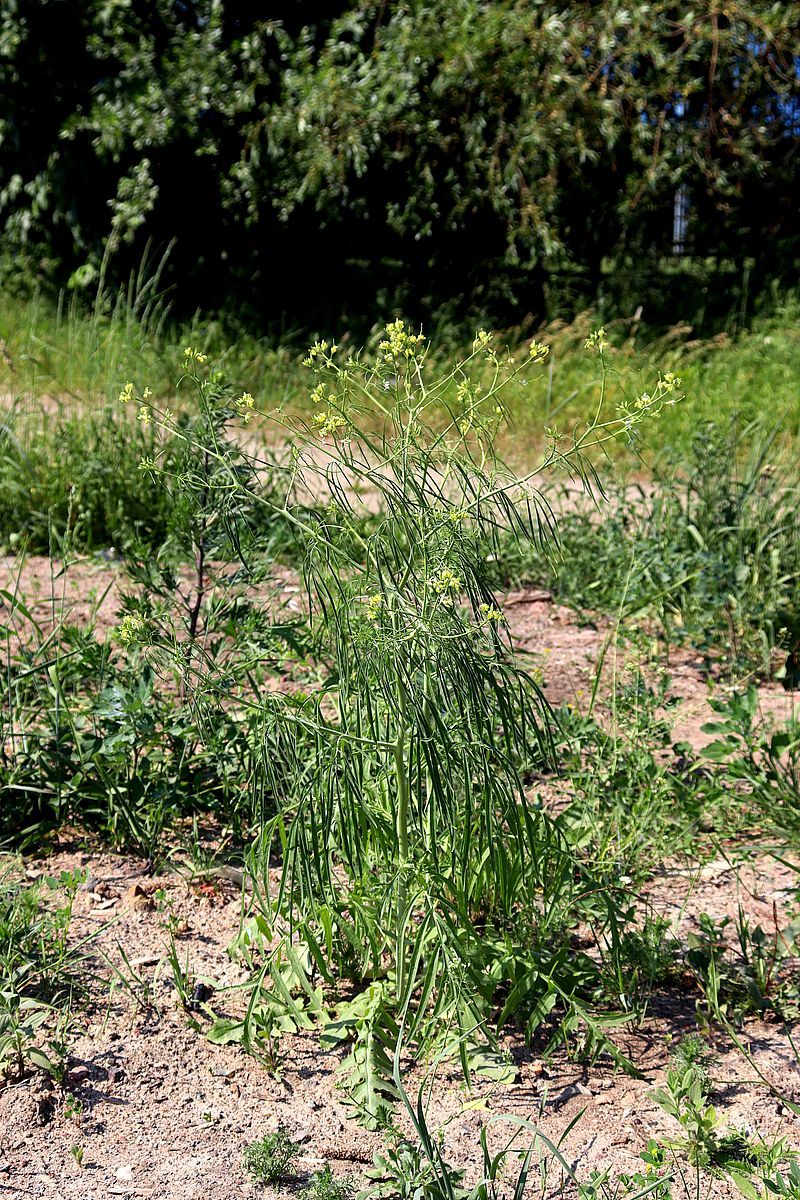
[498,417,800,679]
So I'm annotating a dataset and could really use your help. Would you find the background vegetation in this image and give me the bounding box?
[1,1,798,330]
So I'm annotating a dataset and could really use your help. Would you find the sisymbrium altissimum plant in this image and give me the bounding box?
[121,322,682,1122]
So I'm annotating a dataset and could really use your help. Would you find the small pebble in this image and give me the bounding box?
[554,1082,592,1106]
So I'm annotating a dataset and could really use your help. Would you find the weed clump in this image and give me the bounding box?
[0,865,89,1081]
[668,1034,717,1094]
[514,420,800,680]
[243,1126,301,1184]
[300,1166,353,1200]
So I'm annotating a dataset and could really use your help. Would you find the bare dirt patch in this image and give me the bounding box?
[1,554,124,643]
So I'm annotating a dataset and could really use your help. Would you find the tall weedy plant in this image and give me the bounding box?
[113,350,308,849]
[122,324,682,1122]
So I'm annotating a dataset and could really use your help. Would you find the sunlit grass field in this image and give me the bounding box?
[1,287,798,468]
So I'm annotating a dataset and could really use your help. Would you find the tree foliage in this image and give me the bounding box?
[0,1,798,325]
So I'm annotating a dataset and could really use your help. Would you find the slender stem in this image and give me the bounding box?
[394,726,410,868]
[393,667,410,994]
[188,535,206,644]
[184,448,209,697]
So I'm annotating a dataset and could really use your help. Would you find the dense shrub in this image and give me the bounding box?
[1,2,798,327]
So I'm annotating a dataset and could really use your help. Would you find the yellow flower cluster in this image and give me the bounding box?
[379,319,424,364]
[137,405,150,424]
[448,508,470,523]
[120,382,152,407]
[117,613,147,645]
[363,593,383,621]
[528,340,549,362]
[430,568,461,598]
[479,603,503,624]
[312,408,347,439]
[472,328,501,364]
[457,379,482,405]
[183,346,207,364]
[310,382,338,406]
[235,391,255,423]
[618,372,684,432]
[584,328,608,353]
[303,340,338,368]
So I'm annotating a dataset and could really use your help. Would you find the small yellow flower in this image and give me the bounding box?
[456,379,482,405]
[479,602,503,624]
[617,370,684,434]
[142,387,152,400]
[430,568,461,599]
[472,329,499,364]
[137,405,150,424]
[528,340,549,362]
[312,408,347,439]
[119,381,134,404]
[117,613,147,645]
[235,391,255,423]
[303,339,332,368]
[584,328,608,353]
[364,593,383,621]
[378,319,425,364]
